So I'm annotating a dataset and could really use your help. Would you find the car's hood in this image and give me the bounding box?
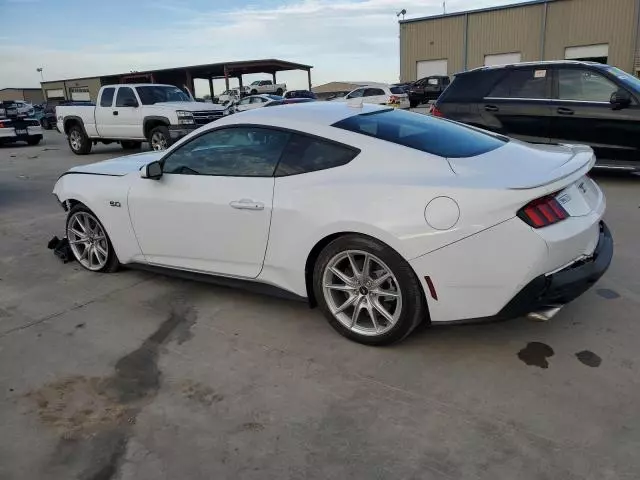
[152,102,226,111]
[447,140,595,189]
[67,151,164,177]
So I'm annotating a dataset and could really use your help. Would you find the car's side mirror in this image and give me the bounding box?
[610,89,631,110]
[123,98,138,108]
[140,161,163,180]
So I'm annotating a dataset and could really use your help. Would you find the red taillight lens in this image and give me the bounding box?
[388,95,399,104]
[0,122,4,128]
[430,105,444,117]
[517,195,568,228]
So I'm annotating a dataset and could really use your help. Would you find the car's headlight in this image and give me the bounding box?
[176,110,195,125]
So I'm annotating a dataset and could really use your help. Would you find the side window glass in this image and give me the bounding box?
[558,69,619,102]
[275,134,358,176]
[488,69,548,99]
[364,88,385,97]
[240,98,251,105]
[427,78,439,85]
[251,97,265,104]
[347,89,364,99]
[100,88,115,107]
[162,127,291,177]
[115,87,137,107]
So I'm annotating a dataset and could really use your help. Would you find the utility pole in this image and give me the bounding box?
[36,68,44,82]
[443,1,446,14]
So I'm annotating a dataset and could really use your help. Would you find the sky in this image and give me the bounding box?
[0,0,522,95]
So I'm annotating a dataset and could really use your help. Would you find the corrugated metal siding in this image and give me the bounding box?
[0,89,24,102]
[545,0,637,71]
[467,4,544,69]
[400,16,465,81]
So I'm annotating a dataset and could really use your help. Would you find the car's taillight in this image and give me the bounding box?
[517,195,569,228]
[0,121,5,128]
[388,95,399,104]
[430,105,444,117]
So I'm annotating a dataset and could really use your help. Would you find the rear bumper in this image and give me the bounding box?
[494,221,613,320]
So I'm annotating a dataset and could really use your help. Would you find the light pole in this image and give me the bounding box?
[36,68,44,82]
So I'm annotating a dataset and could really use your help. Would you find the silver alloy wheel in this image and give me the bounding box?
[67,212,109,271]
[69,130,82,151]
[322,250,402,336]
[150,131,167,150]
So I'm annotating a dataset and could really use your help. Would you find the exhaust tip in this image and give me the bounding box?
[527,306,563,322]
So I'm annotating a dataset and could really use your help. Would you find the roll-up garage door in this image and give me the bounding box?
[416,59,448,79]
[69,87,91,101]
[484,52,522,67]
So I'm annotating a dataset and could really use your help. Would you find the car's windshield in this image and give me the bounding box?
[333,108,507,158]
[135,86,191,105]
[603,66,640,93]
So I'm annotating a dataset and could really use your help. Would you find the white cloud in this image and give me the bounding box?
[0,0,519,91]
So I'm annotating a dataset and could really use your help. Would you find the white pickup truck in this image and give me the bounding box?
[240,80,287,96]
[56,84,228,154]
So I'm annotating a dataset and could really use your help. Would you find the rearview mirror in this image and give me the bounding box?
[610,89,631,110]
[123,98,138,108]
[140,161,163,180]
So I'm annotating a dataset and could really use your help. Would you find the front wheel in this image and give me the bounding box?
[66,205,119,273]
[276,88,283,96]
[68,125,92,155]
[41,118,50,130]
[27,136,42,146]
[148,126,171,151]
[313,235,427,345]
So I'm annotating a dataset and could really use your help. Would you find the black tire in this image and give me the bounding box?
[410,100,418,109]
[41,118,50,130]
[27,136,42,146]
[276,88,283,96]
[121,140,142,150]
[313,234,427,346]
[68,125,92,155]
[250,89,258,95]
[148,126,171,151]
[66,204,119,273]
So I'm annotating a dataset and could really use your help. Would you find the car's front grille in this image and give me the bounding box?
[191,110,224,125]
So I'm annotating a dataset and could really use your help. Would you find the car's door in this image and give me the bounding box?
[549,66,640,163]
[363,87,387,105]
[345,88,365,101]
[128,126,292,277]
[235,97,253,112]
[111,87,144,139]
[481,66,553,143]
[94,87,116,137]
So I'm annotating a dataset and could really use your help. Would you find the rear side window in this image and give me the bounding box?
[364,88,385,97]
[333,109,506,158]
[390,86,405,94]
[488,68,548,99]
[275,134,359,176]
[100,88,115,107]
[438,70,503,102]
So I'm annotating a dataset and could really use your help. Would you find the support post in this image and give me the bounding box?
[208,77,214,99]
[307,69,312,90]
[224,66,230,91]
[272,72,277,84]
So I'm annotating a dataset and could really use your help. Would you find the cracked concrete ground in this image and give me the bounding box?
[1,131,639,479]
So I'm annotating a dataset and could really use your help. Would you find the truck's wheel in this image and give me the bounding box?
[68,125,92,155]
[148,126,171,151]
[27,136,42,146]
[250,89,258,95]
[276,88,283,96]
[410,100,418,109]
[121,140,142,150]
[40,118,50,130]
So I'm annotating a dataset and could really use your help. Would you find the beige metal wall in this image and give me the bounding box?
[41,77,103,102]
[22,89,45,104]
[467,4,544,69]
[544,0,637,72]
[0,89,24,102]
[400,15,465,81]
[400,0,640,80]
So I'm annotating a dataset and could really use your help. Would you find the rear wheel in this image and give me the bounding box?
[313,235,426,345]
[68,125,92,155]
[276,88,283,96]
[250,89,258,95]
[148,126,171,151]
[40,118,50,130]
[27,136,42,146]
[66,205,119,273]
[121,140,142,150]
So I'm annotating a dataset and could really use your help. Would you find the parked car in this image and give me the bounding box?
[40,104,57,130]
[12,100,35,117]
[407,75,450,107]
[0,101,43,146]
[218,90,240,105]
[434,60,640,171]
[240,80,286,96]
[284,90,317,100]
[56,84,229,154]
[232,94,283,113]
[339,85,410,109]
[53,102,611,345]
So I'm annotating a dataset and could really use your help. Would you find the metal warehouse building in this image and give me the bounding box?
[400,0,640,82]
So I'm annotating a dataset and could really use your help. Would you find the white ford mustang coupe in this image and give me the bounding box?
[53,102,612,345]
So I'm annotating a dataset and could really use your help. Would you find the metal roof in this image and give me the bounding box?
[458,59,607,74]
[399,0,556,24]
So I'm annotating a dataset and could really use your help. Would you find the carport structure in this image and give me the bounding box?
[101,59,313,98]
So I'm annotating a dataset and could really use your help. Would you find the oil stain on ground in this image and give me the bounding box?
[575,350,602,367]
[597,288,620,299]
[23,304,197,480]
[517,342,555,369]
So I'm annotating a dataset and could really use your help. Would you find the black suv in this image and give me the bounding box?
[434,61,640,171]
[408,75,450,107]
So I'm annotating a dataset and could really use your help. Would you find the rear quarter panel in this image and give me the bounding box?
[58,106,98,137]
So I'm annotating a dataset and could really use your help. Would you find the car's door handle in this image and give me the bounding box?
[557,107,574,115]
[484,105,499,112]
[113,111,119,116]
[229,199,264,210]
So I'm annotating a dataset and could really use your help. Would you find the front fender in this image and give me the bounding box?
[53,173,142,264]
